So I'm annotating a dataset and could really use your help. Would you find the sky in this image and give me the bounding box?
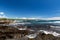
[0,0,60,18]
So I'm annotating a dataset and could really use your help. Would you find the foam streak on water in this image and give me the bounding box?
[39,30,60,37]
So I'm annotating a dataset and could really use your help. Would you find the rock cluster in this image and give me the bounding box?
[0,26,60,40]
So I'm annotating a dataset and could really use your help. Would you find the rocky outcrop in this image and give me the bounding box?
[0,26,60,40]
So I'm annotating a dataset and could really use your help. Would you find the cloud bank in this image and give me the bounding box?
[0,12,60,20]
[19,17,60,20]
[47,17,60,20]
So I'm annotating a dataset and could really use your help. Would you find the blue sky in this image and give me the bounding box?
[0,0,60,18]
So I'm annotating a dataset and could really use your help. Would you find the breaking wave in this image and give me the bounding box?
[39,30,60,37]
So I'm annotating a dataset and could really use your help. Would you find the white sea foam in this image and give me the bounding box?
[39,30,60,37]
[50,26,60,28]
[53,21,60,23]
[26,34,37,39]
[18,28,27,30]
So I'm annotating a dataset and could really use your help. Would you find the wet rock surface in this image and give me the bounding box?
[0,26,60,40]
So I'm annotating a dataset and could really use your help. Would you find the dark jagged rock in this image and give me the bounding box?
[0,25,60,40]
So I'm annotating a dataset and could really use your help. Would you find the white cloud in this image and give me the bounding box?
[0,12,7,18]
[0,12,59,20]
[19,17,60,20]
[32,17,60,20]
[47,17,60,20]
[22,17,27,19]
[0,12,4,15]
[34,17,60,20]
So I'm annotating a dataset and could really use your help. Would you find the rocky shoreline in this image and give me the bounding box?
[0,25,60,40]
